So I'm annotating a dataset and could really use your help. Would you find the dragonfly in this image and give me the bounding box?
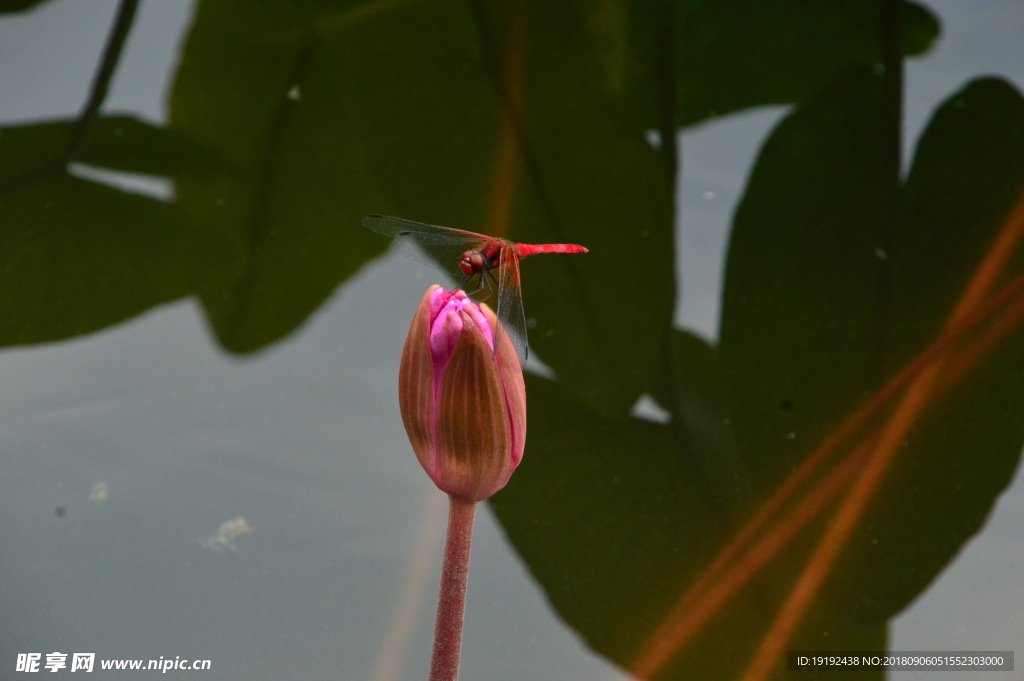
[362,214,589,363]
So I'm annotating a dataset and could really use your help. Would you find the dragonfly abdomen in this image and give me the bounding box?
[514,243,589,258]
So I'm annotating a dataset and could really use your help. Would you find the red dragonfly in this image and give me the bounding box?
[363,214,588,363]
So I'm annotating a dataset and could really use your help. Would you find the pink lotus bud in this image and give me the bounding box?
[398,285,527,502]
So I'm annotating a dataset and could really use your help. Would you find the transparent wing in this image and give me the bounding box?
[496,244,529,363]
[362,215,489,278]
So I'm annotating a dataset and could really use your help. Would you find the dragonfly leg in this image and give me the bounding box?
[467,271,498,302]
[487,270,500,300]
[471,270,498,300]
[464,275,487,297]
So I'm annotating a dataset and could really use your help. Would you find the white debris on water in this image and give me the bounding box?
[200,516,254,554]
[89,482,108,504]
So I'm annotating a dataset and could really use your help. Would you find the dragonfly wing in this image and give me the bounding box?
[388,233,474,278]
[363,214,487,241]
[362,215,488,278]
[496,244,529,364]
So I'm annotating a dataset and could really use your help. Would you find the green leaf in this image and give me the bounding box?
[491,370,721,678]
[492,340,887,681]
[165,0,675,413]
[0,174,194,345]
[838,78,1024,620]
[168,0,500,353]
[78,116,226,176]
[0,0,51,13]
[0,121,69,186]
[719,67,893,482]
[718,72,1024,625]
[493,73,1024,679]
[0,117,224,183]
[0,115,229,348]
[475,0,677,414]
[0,0,942,412]
[675,0,939,125]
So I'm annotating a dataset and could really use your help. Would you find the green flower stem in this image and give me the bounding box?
[428,494,477,681]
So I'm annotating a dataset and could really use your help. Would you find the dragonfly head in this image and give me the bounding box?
[460,250,485,277]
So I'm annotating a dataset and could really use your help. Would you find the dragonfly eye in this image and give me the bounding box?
[461,251,488,276]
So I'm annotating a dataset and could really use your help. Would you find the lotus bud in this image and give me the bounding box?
[399,285,527,502]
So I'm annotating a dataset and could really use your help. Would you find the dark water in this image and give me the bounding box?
[1,1,1022,679]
